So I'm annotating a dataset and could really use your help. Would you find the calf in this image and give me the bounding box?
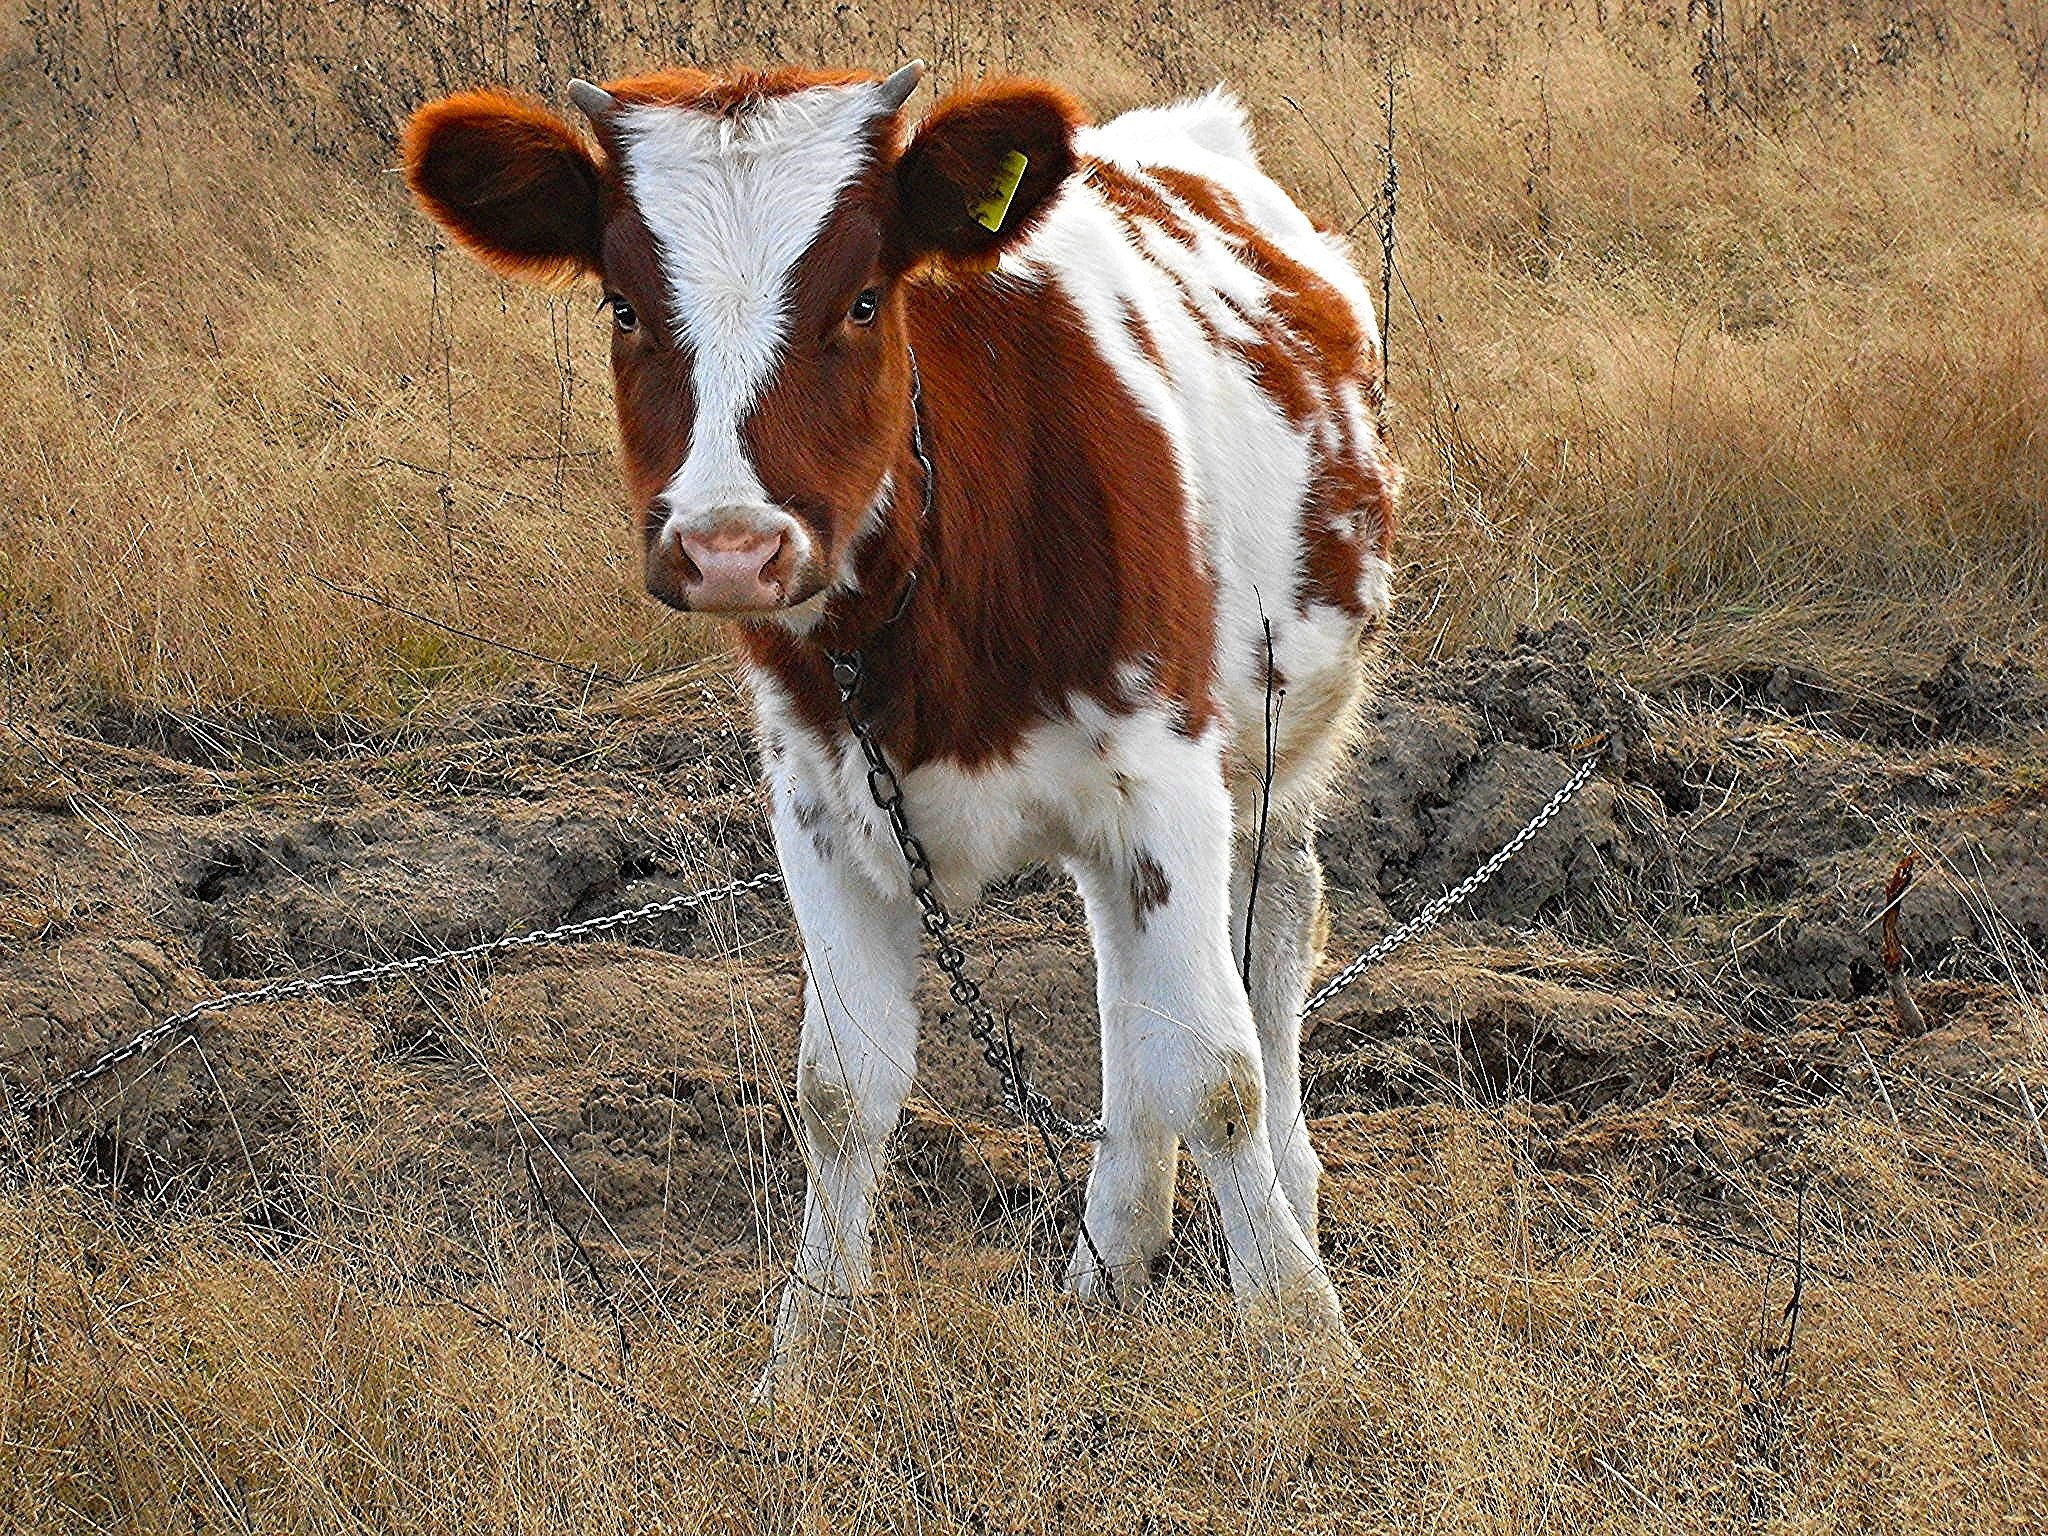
[404,61,1397,1388]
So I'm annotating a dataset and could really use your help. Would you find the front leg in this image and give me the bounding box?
[759,775,920,1398]
[1068,730,1348,1350]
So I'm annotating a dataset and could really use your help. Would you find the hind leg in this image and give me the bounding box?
[1229,824,1328,1246]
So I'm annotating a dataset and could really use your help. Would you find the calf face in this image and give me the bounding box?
[404,66,1081,619]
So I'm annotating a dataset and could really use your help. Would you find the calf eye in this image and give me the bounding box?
[606,295,638,333]
[848,287,881,326]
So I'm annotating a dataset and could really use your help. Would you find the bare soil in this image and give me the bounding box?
[5,626,2044,1289]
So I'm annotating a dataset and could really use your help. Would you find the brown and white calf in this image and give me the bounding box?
[404,61,1397,1383]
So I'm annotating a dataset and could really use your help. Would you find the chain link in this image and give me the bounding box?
[25,870,785,1117]
[1300,751,1601,1017]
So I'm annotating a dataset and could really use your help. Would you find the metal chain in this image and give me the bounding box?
[824,647,1107,1143]
[1301,751,1601,1017]
[23,750,1599,1127]
[822,346,1109,1145]
[21,750,1599,1127]
[24,870,785,1117]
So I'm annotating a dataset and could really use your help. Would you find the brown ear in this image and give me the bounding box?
[402,91,603,285]
[894,79,1083,266]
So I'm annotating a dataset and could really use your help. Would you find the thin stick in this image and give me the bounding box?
[521,1145,631,1375]
[409,1275,694,1446]
[1767,1181,1808,1383]
[1376,54,1399,389]
[2017,1080,2048,1172]
[1854,1033,1901,1130]
[430,238,458,586]
[1881,854,1927,1036]
[1241,612,1280,993]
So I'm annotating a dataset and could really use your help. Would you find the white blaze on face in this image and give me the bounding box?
[615,82,892,542]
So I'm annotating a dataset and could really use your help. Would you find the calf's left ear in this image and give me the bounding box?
[403,90,603,285]
[894,79,1083,267]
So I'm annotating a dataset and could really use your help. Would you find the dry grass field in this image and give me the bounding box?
[2,0,2047,1530]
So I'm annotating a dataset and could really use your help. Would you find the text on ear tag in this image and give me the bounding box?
[969,150,1030,233]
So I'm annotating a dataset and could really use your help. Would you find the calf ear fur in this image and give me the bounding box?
[894,79,1083,268]
[403,91,603,285]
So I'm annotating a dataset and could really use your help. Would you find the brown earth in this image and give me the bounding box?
[5,625,2043,1293]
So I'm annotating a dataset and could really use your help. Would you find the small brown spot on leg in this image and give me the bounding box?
[797,1063,856,1151]
[1129,848,1171,931]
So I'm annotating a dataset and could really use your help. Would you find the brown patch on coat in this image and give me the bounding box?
[1118,299,1168,373]
[604,67,876,116]
[740,270,1217,771]
[1129,848,1172,930]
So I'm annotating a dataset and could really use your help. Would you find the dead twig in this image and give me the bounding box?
[1240,611,1281,993]
[1740,1177,1809,1525]
[407,1274,697,1448]
[2016,1080,2048,1173]
[1880,853,1927,1037]
[520,1145,632,1376]
[1375,53,1399,389]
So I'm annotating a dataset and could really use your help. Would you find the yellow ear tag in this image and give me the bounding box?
[969,150,1029,233]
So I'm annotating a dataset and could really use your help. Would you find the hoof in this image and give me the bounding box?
[758,1276,857,1403]
[1240,1271,1355,1368]
[1061,1246,1154,1304]
[751,1348,809,1409]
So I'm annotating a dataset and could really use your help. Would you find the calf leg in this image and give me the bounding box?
[759,788,920,1397]
[1228,827,1328,1245]
[1067,744,1346,1345]
[1062,862,1182,1300]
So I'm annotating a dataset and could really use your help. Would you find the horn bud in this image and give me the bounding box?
[876,60,924,112]
[567,78,619,122]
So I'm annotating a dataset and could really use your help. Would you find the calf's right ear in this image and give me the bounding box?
[402,91,603,285]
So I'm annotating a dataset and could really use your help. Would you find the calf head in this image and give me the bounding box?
[404,65,1081,619]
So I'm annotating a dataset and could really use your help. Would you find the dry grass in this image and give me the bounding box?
[2,0,2044,719]
[4,1069,2044,1532]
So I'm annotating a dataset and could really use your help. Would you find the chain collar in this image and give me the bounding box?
[851,344,934,640]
